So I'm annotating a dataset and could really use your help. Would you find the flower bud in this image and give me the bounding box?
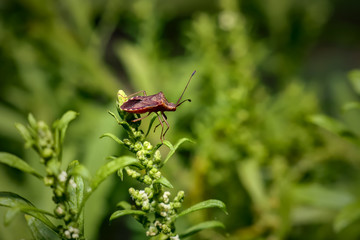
[117,90,128,106]
[173,202,181,209]
[154,150,161,163]
[134,142,142,152]
[42,147,53,159]
[143,175,152,185]
[136,150,146,161]
[123,139,132,146]
[143,141,153,150]
[44,176,54,186]
[55,204,65,217]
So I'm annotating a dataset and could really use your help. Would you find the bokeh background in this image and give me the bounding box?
[1,0,360,239]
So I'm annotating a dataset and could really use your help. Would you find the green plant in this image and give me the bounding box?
[0,111,86,239]
[0,90,227,239]
[103,90,227,239]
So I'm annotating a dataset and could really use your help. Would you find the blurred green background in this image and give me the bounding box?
[1,0,360,239]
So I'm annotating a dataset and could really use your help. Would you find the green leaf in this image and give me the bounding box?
[89,156,140,192]
[149,233,172,240]
[66,160,86,232]
[175,199,228,219]
[68,162,92,181]
[109,209,146,221]
[79,156,141,213]
[145,115,158,137]
[179,220,225,238]
[293,184,353,209]
[307,114,360,145]
[154,176,174,189]
[334,200,360,232]
[100,133,124,145]
[28,113,38,129]
[15,123,34,148]
[162,138,194,166]
[108,111,138,136]
[116,201,132,210]
[4,208,20,226]
[53,111,78,153]
[0,192,56,231]
[55,111,79,131]
[117,168,124,181]
[237,159,267,210]
[108,110,122,124]
[0,152,43,178]
[25,215,61,240]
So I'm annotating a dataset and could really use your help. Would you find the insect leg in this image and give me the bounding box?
[132,112,151,122]
[153,122,161,132]
[161,113,170,139]
[126,90,147,98]
[153,113,167,132]
[155,112,164,141]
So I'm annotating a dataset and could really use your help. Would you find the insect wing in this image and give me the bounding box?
[121,97,161,114]
[121,99,141,110]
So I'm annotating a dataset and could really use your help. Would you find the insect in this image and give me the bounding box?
[120,70,196,141]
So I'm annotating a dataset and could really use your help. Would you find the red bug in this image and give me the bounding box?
[120,70,196,141]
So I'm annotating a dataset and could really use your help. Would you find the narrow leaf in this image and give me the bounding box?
[145,115,158,137]
[67,161,86,233]
[15,123,34,147]
[117,168,124,181]
[162,138,194,166]
[154,176,174,189]
[0,152,42,178]
[17,206,55,217]
[78,156,139,215]
[100,133,124,145]
[90,156,140,192]
[28,113,38,129]
[68,162,92,181]
[25,215,61,240]
[110,209,146,221]
[116,201,132,210]
[334,200,360,232]
[308,114,360,145]
[53,111,78,149]
[0,192,56,231]
[108,111,122,124]
[293,184,352,209]
[55,111,79,130]
[179,220,225,238]
[4,208,20,226]
[175,199,228,219]
[163,140,174,151]
[237,159,267,210]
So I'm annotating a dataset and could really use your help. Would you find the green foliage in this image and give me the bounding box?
[1,0,360,239]
[0,153,43,178]
[88,156,140,193]
[106,90,227,239]
[179,221,226,239]
[175,200,228,219]
[0,112,88,239]
[25,215,61,240]
[162,139,195,166]
[0,97,227,239]
[0,192,56,231]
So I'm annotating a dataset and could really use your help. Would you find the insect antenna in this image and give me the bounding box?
[177,99,191,107]
[176,70,196,106]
